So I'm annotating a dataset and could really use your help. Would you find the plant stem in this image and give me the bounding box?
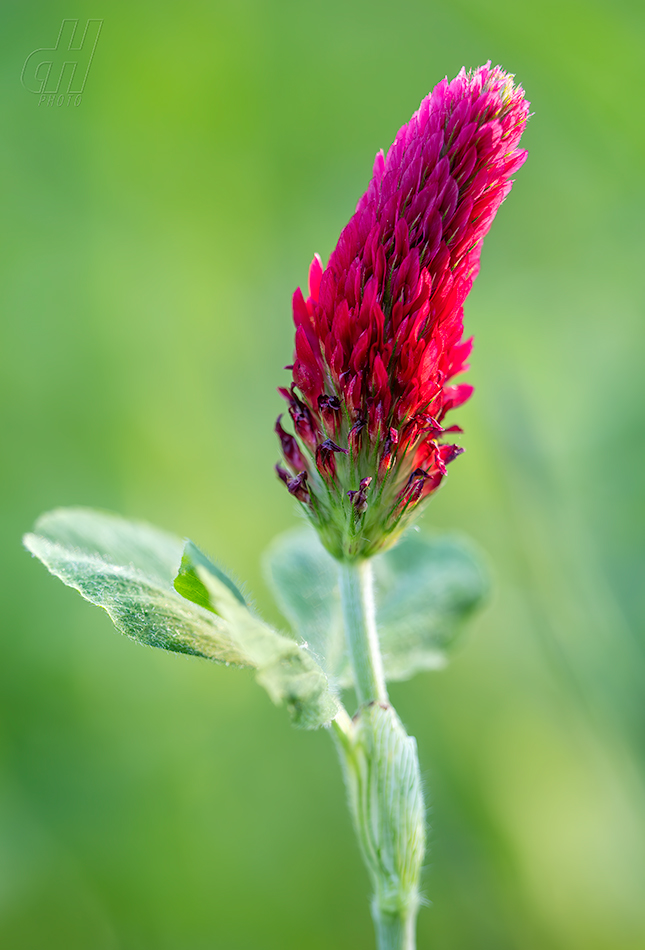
[337,560,387,706]
[373,910,417,950]
[335,559,424,950]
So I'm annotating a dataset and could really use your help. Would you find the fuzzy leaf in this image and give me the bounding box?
[333,703,425,909]
[177,541,338,728]
[174,539,247,612]
[374,531,489,680]
[24,508,337,727]
[263,528,349,683]
[32,506,185,586]
[263,527,488,685]
[23,508,246,663]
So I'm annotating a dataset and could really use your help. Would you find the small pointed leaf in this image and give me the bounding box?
[175,540,247,613]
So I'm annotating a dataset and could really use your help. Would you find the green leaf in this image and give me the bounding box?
[177,541,338,728]
[262,528,350,684]
[33,506,185,586]
[23,507,246,662]
[333,703,425,915]
[175,539,247,612]
[24,508,337,727]
[263,527,489,686]
[374,531,489,681]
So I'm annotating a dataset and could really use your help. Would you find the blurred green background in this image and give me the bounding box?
[1,1,645,947]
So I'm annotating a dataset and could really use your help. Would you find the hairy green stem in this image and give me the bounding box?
[338,560,388,706]
[372,910,417,950]
[335,560,424,950]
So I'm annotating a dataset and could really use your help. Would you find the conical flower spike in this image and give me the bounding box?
[276,63,529,560]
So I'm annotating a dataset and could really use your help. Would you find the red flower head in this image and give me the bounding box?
[276,63,529,560]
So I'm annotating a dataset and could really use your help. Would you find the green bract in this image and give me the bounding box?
[333,703,426,942]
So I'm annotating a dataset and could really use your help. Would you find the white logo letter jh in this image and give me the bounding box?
[22,19,103,106]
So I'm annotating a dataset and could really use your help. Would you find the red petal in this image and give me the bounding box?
[308,254,323,302]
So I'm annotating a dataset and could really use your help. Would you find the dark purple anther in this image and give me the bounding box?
[349,417,366,453]
[432,442,465,476]
[316,438,348,478]
[406,467,430,486]
[291,401,318,450]
[275,415,307,472]
[318,393,342,432]
[287,470,310,503]
[392,468,430,510]
[275,464,291,485]
[378,427,399,475]
[277,385,319,450]
[347,476,372,515]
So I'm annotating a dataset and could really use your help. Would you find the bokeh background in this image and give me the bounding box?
[1,1,645,947]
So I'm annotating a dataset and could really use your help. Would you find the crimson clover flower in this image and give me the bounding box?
[276,63,529,560]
